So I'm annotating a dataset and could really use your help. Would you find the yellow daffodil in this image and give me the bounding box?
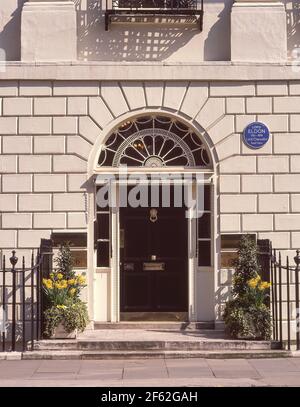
[57,273,63,280]
[258,281,271,291]
[43,278,53,289]
[248,277,260,289]
[77,275,86,285]
[69,288,76,296]
[60,280,68,289]
[55,280,68,290]
[68,279,75,285]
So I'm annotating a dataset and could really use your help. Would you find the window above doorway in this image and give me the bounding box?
[98,115,211,169]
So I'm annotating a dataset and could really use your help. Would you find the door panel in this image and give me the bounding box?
[154,267,187,310]
[125,217,149,258]
[120,202,188,313]
[122,273,152,309]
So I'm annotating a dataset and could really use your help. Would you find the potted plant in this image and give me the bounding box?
[42,243,89,339]
[43,301,89,339]
[223,235,272,340]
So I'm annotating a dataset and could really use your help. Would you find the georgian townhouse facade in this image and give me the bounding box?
[0,0,299,330]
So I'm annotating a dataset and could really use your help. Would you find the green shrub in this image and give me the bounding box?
[54,242,75,279]
[44,301,89,338]
[232,235,261,296]
[223,300,271,340]
[42,243,89,337]
[223,235,272,340]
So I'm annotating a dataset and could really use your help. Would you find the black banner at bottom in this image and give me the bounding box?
[0,386,291,405]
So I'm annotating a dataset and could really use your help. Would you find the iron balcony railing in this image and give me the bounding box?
[105,0,204,31]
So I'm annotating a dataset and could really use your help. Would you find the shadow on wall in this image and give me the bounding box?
[285,0,300,59]
[76,0,198,61]
[203,0,232,61]
[0,0,24,61]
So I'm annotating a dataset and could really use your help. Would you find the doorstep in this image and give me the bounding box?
[23,328,291,360]
[93,321,215,330]
[22,349,292,360]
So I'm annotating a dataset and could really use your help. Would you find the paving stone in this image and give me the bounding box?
[166,358,209,367]
[0,360,41,369]
[36,360,81,373]
[123,366,168,380]
[206,360,261,378]
[261,375,300,386]
[76,372,123,381]
[0,358,300,387]
[31,372,78,380]
[167,366,214,378]
[78,361,124,378]
[249,358,300,372]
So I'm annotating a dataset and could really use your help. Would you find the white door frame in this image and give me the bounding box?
[106,175,207,323]
[188,203,197,322]
[111,205,120,322]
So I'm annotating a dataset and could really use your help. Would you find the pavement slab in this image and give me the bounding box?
[30,372,79,380]
[248,358,300,374]
[36,360,81,373]
[205,359,261,379]
[123,366,169,380]
[0,358,300,386]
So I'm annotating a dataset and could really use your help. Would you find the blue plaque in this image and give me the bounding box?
[243,122,270,149]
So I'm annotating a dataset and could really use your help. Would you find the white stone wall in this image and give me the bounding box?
[3,1,300,63]
[0,81,91,264]
[1,0,232,62]
[76,0,232,62]
[0,79,300,324]
[0,0,25,61]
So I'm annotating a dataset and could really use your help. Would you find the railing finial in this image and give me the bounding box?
[9,250,18,268]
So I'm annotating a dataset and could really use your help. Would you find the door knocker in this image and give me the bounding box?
[149,208,158,223]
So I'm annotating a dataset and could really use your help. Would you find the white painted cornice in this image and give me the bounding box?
[0,61,298,81]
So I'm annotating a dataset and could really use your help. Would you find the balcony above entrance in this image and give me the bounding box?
[104,0,204,31]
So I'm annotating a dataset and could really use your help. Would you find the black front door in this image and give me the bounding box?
[120,202,188,313]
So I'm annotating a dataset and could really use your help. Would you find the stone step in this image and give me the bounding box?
[32,339,281,352]
[94,321,215,330]
[23,349,292,360]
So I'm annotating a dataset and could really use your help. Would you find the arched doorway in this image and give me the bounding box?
[98,115,211,168]
[94,114,214,322]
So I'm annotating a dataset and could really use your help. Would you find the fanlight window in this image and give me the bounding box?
[98,116,211,168]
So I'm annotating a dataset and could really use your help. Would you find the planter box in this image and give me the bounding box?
[51,323,77,339]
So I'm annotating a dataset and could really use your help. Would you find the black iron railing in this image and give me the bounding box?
[111,0,199,9]
[0,240,53,353]
[105,0,204,31]
[268,245,300,350]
